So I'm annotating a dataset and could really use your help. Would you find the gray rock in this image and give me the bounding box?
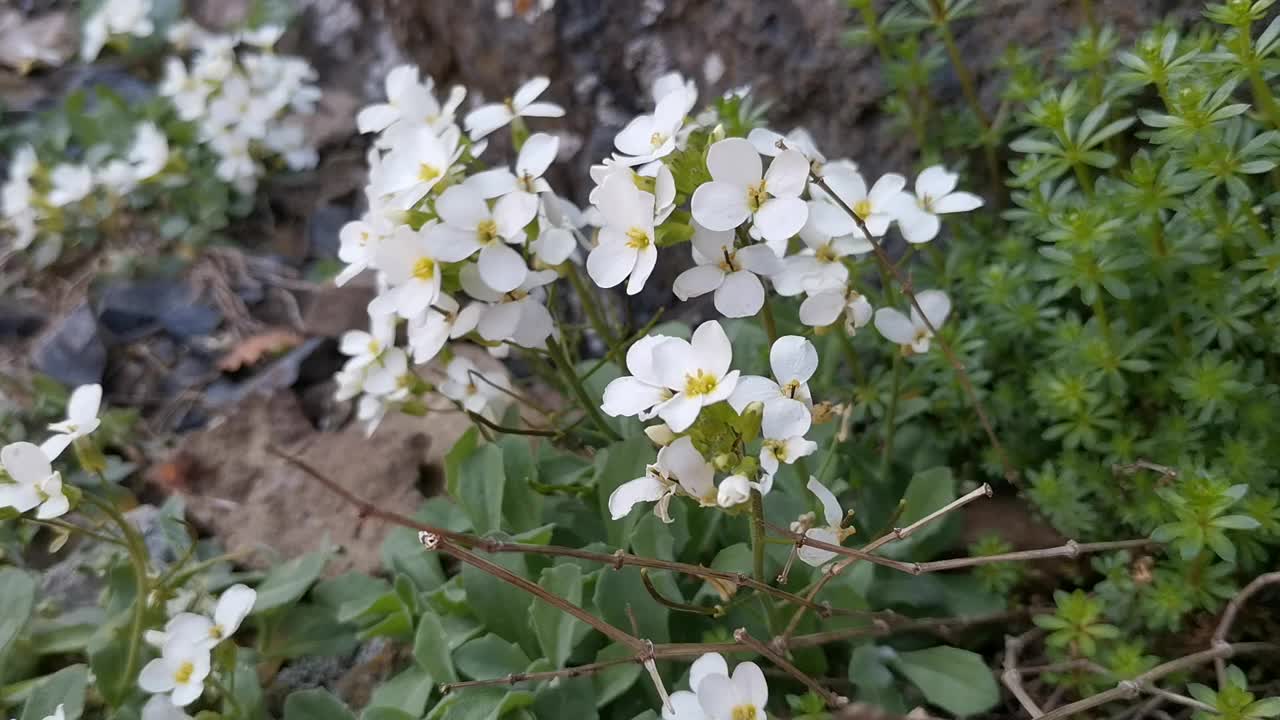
[33,302,107,386]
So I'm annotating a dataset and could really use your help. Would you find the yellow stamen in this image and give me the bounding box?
[683,370,718,397]
[476,219,499,244]
[649,131,668,149]
[732,706,758,720]
[174,661,195,685]
[853,198,872,219]
[412,256,436,281]
[746,181,768,213]
[625,227,651,249]
[417,163,441,183]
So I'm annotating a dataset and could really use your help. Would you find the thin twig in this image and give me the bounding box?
[734,628,849,709]
[640,568,719,616]
[1211,571,1280,686]
[809,173,1016,483]
[439,656,639,692]
[1004,630,1046,718]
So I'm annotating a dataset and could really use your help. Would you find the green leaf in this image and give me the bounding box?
[454,634,531,680]
[253,547,334,613]
[383,526,446,592]
[232,648,268,720]
[849,645,907,715]
[445,427,480,498]
[892,467,956,550]
[360,709,416,720]
[530,564,586,669]
[0,568,37,659]
[369,667,435,717]
[593,643,643,708]
[456,443,507,535]
[283,689,356,720]
[21,665,89,720]
[498,436,544,534]
[414,610,458,684]
[891,646,999,717]
[533,676,598,720]
[592,437,655,549]
[461,552,538,654]
[263,604,358,659]
[593,566,669,643]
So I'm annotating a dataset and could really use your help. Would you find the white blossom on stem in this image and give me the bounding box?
[464,76,565,140]
[614,90,689,165]
[0,442,69,519]
[608,436,716,523]
[891,165,984,244]
[374,222,473,318]
[601,334,676,420]
[794,477,850,567]
[650,321,740,433]
[874,289,951,354]
[690,137,809,247]
[460,265,557,349]
[439,356,513,421]
[406,294,480,364]
[137,636,210,707]
[729,336,816,439]
[586,171,658,295]
[431,184,535,293]
[812,166,907,239]
[673,224,782,318]
[799,285,873,334]
[376,126,460,209]
[41,383,102,460]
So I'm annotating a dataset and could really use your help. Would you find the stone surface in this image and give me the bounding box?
[33,302,107,386]
[161,390,470,575]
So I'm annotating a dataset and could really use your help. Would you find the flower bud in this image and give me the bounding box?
[709,124,726,144]
[644,423,676,446]
[716,474,752,508]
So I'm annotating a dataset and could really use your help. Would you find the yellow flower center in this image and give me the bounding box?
[476,219,499,244]
[625,227,651,249]
[359,231,370,245]
[649,131,668,149]
[412,256,436,281]
[732,706,758,720]
[764,439,786,460]
[746,181,768,213]
[417,163,441,183]
[174,661,195,685]
[367,340,381,356]
[853,198,872,219]
[209,626,224,640]
[683,370,718,397]
[782,379,801,398]
[918,193,935,213]
[815,244,839,263]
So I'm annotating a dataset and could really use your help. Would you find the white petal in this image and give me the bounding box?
[714,271,764,318]
[608,475,668,520]
[715,475,752,508]
[770,335,818,384]
[586,240,636,289]
[747,127,786,156]
[798,527,839,567]
[653,338,698,389]
[625,334,672,386]
[626,244,658,295]
[533,228,575,265]
[706,137,761,184]
[799,290,844,327]
[762,398,811,439]
[517,133,559,177]
[170,682,204,708]
[674,265,726,301]
[915,165,958,199]
[464,168,518,199]
[809,199,856,238]
[519,101,565,118]
[214,585,256,636]
[874,308,916,345]
[690,320,733,379]
[464,104,512,139]
[436,186,490,229]
[356,104,398,134]
[807,477,844,528]
[513,76,550,108]
[494,192,539,238]
[735,244,783,276]
[478,243,529,293]
[697,673,739,719]
[1,442,52,485]
[912,289,952,330]
[656,392,701,433]
[68,383,103,423]
[663,691,704,720]
[614,116,657,157]
[691,223,734,263]
[689,652,730,692]
[601,377,668,417]
[898,206,940,244]
[935,191,983,214]
[868,173,908,204]
[138,659,176,693]
[660,437,714,498]
[728,376,781,414]
[478,301,523,342]
[691,181,751,231]
[763,150,809,198]
[39,434,73,462]
[733,661,769,710]
[753,196,808,244]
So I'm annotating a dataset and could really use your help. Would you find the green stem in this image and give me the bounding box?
[880,355,903,485]
[932,5,989,128]
[565,263,619,349]
[1249,70,1280,130]
[82,493,150,699]
[1072,161,1095,197]
[760,299,779,344]
[750,490,767,582]
[20,517,126,547]
[546,337,622,442]
[211,674,245,719]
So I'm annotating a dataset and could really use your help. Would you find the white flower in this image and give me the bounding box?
[874,289,951,353]
[376,126,460,209]
[715,474,753,508]
[239,24,284,48]
[206,74,275,140]
[374,223,473,318]
[614,90,689,165]
[431,184,533,293]
[40,383,102,460]
[459,265,557,349]
[0,442,68,519]
[339,313,396,371]
[748,126,825,163]
[478,132,559,229]
[2,145,37,217]
[586,171,658,295]
[159,58,208,121]
[601,334,677,420]
[532,193,584,266]
[48,165,93,207]
[208,130,256,188]
[128,122,169,181]
[439,356,512,420]
[464,76,565,140]
[640,161,678,223]
[729,336,816,439]
[82,0,154,61]
[335,213,393,286]
[759,432,817,477]
[812,166,907,238]
[651,71,698,117]
[695,655,769,720]
[142,695,192,720]
[649,321,740,432]
[138,635,211,707]
[673,224,782,318]
[799,286,873,333]
[892,165,984,244]
[608,436,716,523]
[144,583,254,650]
[362,347,409,397]
[795,477,849,567]
[406,294,480,364]
[690,137,809,247]
[772,208,871,297]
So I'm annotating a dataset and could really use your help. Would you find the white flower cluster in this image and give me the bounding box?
[0,384,103,520]
[2,123,169,252]
[138,584,257,720]
[663,652,769,720]
[82,0,155,62]
[604,323,818,520]
[333,68,573,433]
[159,22,321,193]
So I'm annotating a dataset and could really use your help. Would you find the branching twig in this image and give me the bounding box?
[734,628,849,709]
[1004,630,1046,717]
[1211,571,1280,686]
[439,656,639,692]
